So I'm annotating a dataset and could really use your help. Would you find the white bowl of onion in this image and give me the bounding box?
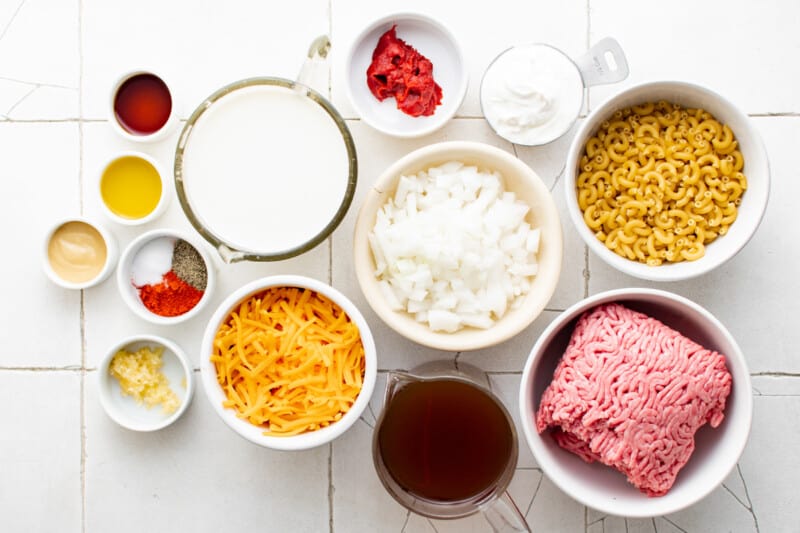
[353,141,563,351]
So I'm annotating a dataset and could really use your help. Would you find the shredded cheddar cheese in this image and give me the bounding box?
[211,286,366,436]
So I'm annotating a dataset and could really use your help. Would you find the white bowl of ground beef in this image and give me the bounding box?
[519,288,752,517]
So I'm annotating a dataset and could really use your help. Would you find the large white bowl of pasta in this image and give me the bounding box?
[565,81,769,281]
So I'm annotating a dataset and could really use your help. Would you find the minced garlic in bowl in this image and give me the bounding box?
[109,345,180,414]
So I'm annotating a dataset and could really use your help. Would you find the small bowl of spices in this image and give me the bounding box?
[98,334,194,431]
[117,229,215,325]
[43,217,118,290]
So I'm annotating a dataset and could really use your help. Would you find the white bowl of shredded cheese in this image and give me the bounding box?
[98,334,194,432]
[200,275,377,451]
[354,141,562,351]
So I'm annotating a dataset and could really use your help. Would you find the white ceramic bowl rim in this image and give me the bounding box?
[42,216,118,290]
[200,275,377,451]
[344,11,468,138]
[518,288,753,517]
[565,80,771,281]
[116,228,216,325]
[98,334,195,432]
[98,150,171,226]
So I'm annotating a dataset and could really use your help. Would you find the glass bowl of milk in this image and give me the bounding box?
[480,38,629,146]
[175,39,357,263]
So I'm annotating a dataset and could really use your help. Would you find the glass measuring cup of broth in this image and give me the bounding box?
[373,361,530,532]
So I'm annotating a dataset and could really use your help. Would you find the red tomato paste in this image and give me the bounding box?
[366,25,443,117]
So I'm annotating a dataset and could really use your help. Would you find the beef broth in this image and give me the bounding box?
[376,379,514,502]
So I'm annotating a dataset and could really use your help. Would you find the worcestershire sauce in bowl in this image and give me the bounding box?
[376,379,514,502]
[114,73,172,135]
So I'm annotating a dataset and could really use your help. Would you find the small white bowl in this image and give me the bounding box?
[98,151,170,226]
[519,288,753,517]
[565,81,770,281]
[98,334,194,432]
[109,70,177,143]
[344,12,467,137]
[117,229,216,325]
[200,275,377,451]
[42,217,118,290]
[353,141,563,352]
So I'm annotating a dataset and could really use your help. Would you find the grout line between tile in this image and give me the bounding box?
[3,85,37,118]
[583,245,590,297]
[77,1,87,531]
[0,366,83,372]
[4,112,794,125]
[0,118,83,123]
[0,0,25,42]
[327,2,334,286]
[586,0,592,113]
[0,114,800,124]
[328,441,335,533]
[327,7,335,531]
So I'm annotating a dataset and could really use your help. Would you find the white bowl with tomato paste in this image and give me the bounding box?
[116,229,216,325]
[199,275,377,451]
[345,12,467,137]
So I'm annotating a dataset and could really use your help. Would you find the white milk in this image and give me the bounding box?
[181,84,351,254]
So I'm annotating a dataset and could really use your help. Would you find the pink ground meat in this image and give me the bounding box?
[535,303,732,497]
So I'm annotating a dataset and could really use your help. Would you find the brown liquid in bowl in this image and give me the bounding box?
[377,379,513,502]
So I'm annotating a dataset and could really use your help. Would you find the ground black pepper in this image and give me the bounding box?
[171,239,207,290]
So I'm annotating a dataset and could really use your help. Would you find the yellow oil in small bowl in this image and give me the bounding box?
[101,155,162,220]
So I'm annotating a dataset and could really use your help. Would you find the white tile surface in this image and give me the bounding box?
[85,374,329,532]
[3,2,799,532]
[81,0,331,119]
[589,0,800,114]
[0,0,79,120]
[0,123,81,367]
[0,371,81,532]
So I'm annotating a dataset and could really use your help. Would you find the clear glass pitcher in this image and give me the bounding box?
[372,361,531,532]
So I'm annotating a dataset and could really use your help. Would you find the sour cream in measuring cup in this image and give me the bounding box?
[481,44,584,146]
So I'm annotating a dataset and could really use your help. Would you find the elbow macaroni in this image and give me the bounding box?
[576,101,747,265]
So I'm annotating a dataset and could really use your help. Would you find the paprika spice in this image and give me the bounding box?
[137,270,203,317]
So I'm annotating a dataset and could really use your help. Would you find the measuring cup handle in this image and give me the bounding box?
[482,489,531,532]
[296,35,331,92]
[574,37,629,87]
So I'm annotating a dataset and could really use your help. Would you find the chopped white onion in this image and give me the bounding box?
[369,161,541,333]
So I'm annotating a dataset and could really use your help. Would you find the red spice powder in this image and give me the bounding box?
[366,25,443,117]
[138,270,203,317]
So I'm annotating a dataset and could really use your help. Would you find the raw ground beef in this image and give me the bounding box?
[535,303,732,496]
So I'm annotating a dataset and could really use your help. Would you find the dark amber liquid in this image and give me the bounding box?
[114,73,172,135]
[377,379,514,502]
